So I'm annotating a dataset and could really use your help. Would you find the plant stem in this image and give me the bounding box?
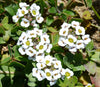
[0,70,14,74]
[91,6,100,20]
[91,23,100,30]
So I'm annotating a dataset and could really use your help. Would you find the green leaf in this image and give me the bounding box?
[86,40,94,56]
[46,16,54,26]
[91,51,100,63]
[9,61,25,69]
[0,37,6,44]
[47,27,57,32]
[1,57,11,65]
[84,61,96,74]
[0,8,4,14]
[63,9,75,16]
[59,76,78,87]
[86,0,92,7]
[5,4,18,16]
[0,26,5,35]
[48,7,57,13]
[51,32,59,45]
[73,65,85,71]
[51,46,64,53]
[1,16,8,24]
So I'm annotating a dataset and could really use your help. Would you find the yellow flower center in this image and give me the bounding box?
[46,72,51,77]
[24,21,28,24]
[78,43,81,45]
[39,45,43,50]
[65,72,70,77]
[46,60,50,64]
[21,10,25,14]
[68,38,74,43]
[78,29,82,33]
[44,38,46,41]
[84,38,88,40]
[32,10,36,15]
[26,41,30,46]
[29,50,33,53]
[87,85,92,87]
[30,33,34,35]
[63,31,66,34]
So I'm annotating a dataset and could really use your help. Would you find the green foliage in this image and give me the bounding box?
[59,76,79,87]
[48,7,57,14]
[63,52,85,71]
[5,4,19,16]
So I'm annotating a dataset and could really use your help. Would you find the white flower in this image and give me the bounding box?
[22,39,33,48]
[27,30,36,38]
[50,80,57,86]
[30,3,40,17]
[85,83,92,87]
[25,47,36,57]
[19,2,29,8]
[76,40,85,49]
[32,68,40,78]
[40,34,50,44]
[65,35,77,46]
[30,3,40,11]
[75,26,85,35]
[31,20,38,27]
[45,69,53,81]
[36,42,47,53]
[71,21,80,28]
[36,52,45,62]
[61,22,71,29]
[18,47,26,55]
[68,44,77,52]
[36,14,44,23]
[52,70,61,80]
[58,37,66,47]
[34,28,42,36]
[46,44,52,53]
[64,68,74,79]
[17,7,28,17]
[18,32,27,41]
[59,28,69,37]
[82,34,91,44]
[21,18,30,27]
[36,62,46,69]
[37,70,45,81]
[44,55,52,66]
[28,56,36,61]
[60,68,65,75]
[53,60,62,69]
[12,15,19,22]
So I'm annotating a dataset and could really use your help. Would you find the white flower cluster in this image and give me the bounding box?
[12,2,44,27]
[17,28,52,61]
[58,21,91,52]
[32,55,74,86]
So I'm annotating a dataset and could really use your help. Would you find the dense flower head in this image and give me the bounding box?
[17,28,52,61]
[58,21,91,52]
[32,55,74,86]
[12,2,44,27]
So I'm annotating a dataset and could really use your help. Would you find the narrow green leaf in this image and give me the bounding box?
[0,26,5,35]
[63,9,75,16]
[46,16,54,26]
[47,27,57,32]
